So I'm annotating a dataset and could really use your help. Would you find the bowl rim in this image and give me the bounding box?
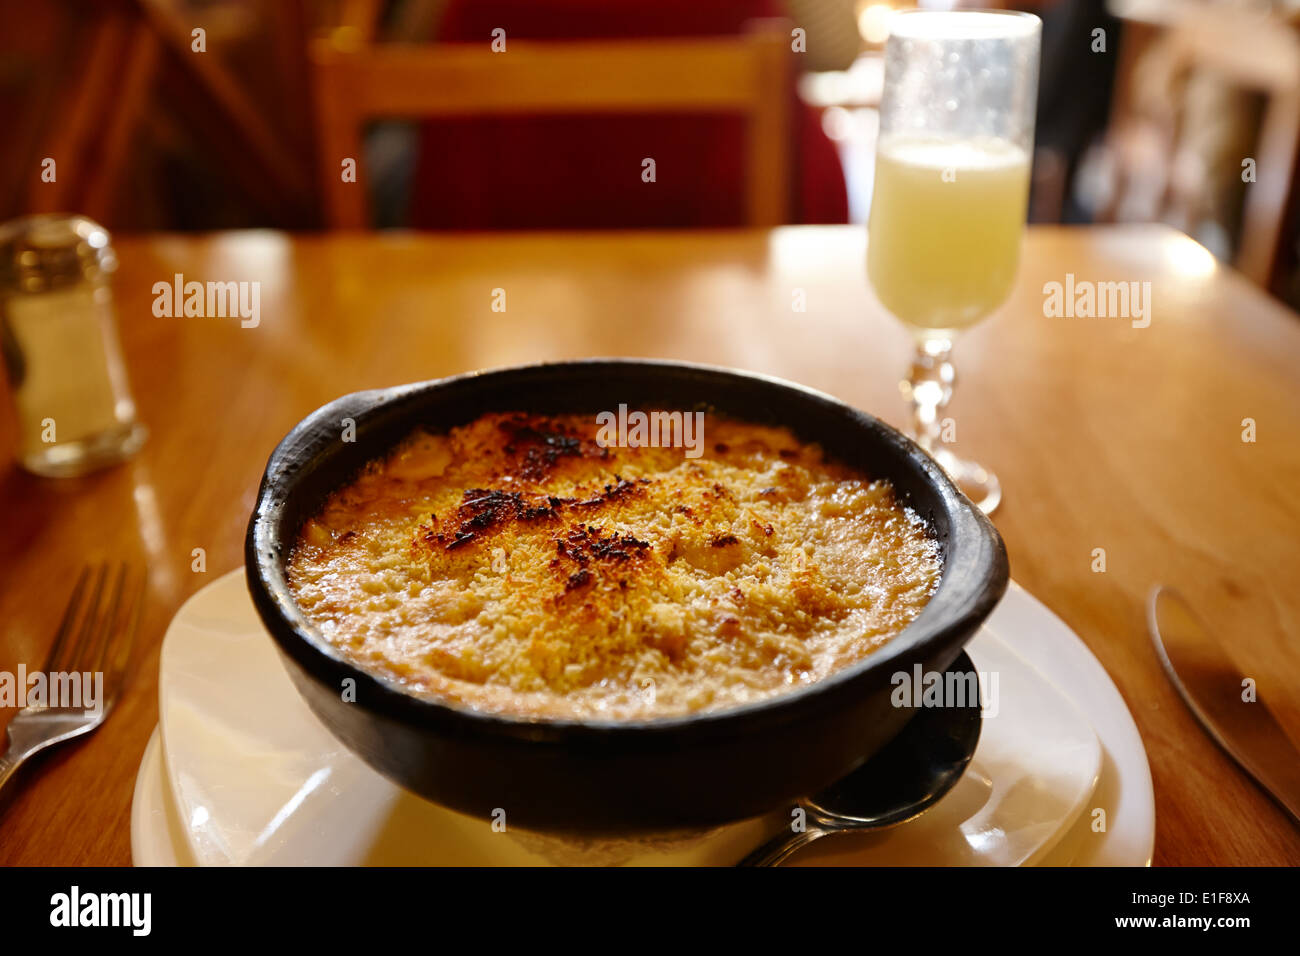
[246,358,1008,739]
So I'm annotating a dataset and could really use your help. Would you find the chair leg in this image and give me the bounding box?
[82,24,161,223]
[26,7,135,215]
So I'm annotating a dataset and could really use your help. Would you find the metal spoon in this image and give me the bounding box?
[738,650,982,866]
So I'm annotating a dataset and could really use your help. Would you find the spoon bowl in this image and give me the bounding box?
[740,651,982,865]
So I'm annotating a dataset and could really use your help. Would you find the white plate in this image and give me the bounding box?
[790,634,1100,866]
[986,582,1156,866]
[133,571,1153,866]
[131,728,191,866]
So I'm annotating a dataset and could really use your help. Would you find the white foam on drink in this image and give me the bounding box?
[888,10,1039,41]
[877,136,1029,172]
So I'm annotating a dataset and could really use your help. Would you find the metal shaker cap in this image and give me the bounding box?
[0,214,118,294]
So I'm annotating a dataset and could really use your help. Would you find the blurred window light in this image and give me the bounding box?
[804,71,854,106]
[857,2,896,45]
[798,56,884,109]
[822,106,854,141]
[1164,235,1218,280]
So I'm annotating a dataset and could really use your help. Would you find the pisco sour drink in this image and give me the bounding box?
[868,135,1031,336]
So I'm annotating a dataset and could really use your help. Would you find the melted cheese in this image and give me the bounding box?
[287,412,941,719]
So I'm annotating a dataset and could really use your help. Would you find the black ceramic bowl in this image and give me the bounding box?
[246,359,1008,833]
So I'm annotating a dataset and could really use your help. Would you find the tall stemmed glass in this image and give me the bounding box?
[868,10,1041,514]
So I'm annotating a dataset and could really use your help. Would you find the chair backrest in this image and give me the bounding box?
[311,27,791,229]
[1101,8,1300,289]
[1162,11,1300,289]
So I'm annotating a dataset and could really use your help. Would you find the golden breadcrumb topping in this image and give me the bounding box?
[287,412,941,719]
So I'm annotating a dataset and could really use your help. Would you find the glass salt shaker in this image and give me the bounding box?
[0,215,147,476]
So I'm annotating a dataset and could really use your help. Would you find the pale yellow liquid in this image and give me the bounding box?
[868,136,1030,335]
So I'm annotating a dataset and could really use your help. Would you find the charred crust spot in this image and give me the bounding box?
[604,476,639,499]
[574,476,645,509]
[707,482,734,501]
[551,524,652,596]
[714,443,729,453]
[554,524,652,567]
[460,489,523,531]
[710,533,740,547]
[430,487,566,552]
[498,415,588,481]
[778,449,799,460]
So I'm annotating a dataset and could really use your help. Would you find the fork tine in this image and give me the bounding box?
[89,563,128,674]
[105,571,144,695]
[44,565,93,674]
[61,564,107,677]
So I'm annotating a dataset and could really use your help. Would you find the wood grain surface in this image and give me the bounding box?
[1,224,1297,865]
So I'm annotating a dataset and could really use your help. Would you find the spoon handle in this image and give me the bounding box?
[736,825,829,867]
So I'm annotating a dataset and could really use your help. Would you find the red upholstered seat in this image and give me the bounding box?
[408,0,849,229]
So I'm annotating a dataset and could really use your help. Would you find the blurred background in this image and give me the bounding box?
[4,0,1300,307]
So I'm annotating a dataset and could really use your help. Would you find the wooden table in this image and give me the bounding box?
[1,224,1298,865]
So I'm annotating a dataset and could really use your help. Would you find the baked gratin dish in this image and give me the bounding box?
[287,411,942,720]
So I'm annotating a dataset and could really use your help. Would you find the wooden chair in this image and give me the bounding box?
[1163,10,1300,290]
[310,25,792,229]
[24,0,314,227]
[1099,5,1300,291]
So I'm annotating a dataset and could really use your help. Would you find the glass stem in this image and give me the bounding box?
[904,337,955,454]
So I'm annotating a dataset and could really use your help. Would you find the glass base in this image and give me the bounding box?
[931,446,1001,516]
[20,421,148,478]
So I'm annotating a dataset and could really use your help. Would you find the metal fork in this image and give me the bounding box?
[0,564,142,795]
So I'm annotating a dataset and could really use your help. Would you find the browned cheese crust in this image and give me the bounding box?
[287,412,942,719]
